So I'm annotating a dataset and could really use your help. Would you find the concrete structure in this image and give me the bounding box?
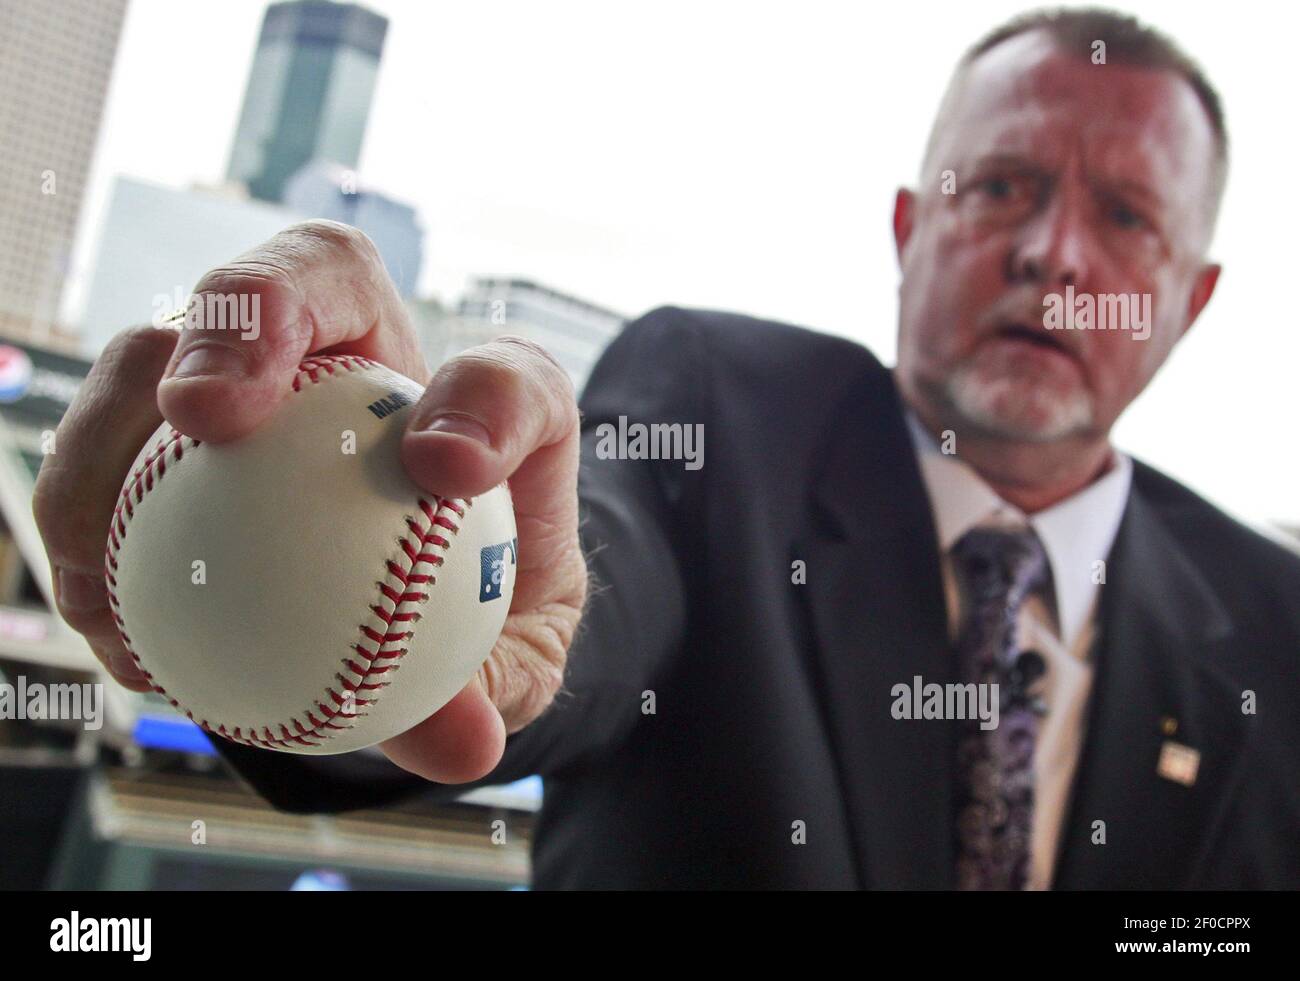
[79,178,301,352]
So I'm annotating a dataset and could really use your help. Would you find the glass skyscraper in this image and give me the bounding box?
[226,0,388,204]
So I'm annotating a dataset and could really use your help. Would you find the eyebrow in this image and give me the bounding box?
[969,153,1044,174]
[1096,177,1165,211]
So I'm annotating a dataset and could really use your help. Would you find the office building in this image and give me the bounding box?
[0,0,128,342]
[283,161,423,297]
[227,0,388,204]
[455,277,626,392]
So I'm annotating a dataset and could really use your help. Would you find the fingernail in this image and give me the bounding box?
[420,413,493,446]
[167,344,250,380]
[56,568,107,612]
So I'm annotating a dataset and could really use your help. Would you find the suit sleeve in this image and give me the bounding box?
[211,306,707,813]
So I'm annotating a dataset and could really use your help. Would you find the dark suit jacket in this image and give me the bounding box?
[215,306,1300,888]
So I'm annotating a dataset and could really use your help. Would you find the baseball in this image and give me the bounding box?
[104,355,518,755]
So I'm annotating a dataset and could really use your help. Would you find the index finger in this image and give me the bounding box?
[400,336,586,615]
[158,219,429,443]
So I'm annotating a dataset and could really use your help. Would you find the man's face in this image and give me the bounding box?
[894,31,1221,444]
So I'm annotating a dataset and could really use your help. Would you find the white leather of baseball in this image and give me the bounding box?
[105,355,518,755]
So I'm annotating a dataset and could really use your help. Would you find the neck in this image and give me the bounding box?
[910,404,1116,514]
[973,440,1116,513]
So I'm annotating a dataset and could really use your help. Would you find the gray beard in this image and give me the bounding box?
[943,364,1095,443]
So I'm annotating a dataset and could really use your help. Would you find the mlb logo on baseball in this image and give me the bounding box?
[480,539,518,603]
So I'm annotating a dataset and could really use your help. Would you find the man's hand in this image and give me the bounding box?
[32,219,587,784]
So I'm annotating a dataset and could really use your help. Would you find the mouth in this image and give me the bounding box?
[993,322,1066,353]
[992,322,1077,361]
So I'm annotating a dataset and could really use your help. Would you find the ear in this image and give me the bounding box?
[1180,262,1222,339]
[893,188,917,267]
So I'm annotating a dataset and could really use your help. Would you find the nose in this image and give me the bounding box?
[1006,189,1092,287]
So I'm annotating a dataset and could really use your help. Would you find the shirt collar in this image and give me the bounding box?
[904,409,1132,651]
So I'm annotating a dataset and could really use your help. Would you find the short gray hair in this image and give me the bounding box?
[925,6,1228,237]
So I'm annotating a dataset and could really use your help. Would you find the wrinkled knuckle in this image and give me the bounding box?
[482,639,566,728]
[287,218,381,266]
[494,334,544,357]
[193,259,293,299]
[534,650,567,702]
[32,481,105,572]
[446,349,530,402]
[496,335,574,393]
[526,609,576,681]
[510,654,566,726]
[31,477,66,550]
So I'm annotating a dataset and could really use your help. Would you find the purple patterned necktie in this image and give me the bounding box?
[951,526,1050,890]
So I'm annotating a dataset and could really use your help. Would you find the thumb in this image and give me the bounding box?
[401,336,577,501]
[401,337,584,617]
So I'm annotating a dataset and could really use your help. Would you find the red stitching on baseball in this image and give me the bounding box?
[104,355,476,751]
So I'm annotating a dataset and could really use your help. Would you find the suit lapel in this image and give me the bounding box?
[793,367,959,888]
[792,364,1247,889]
[1051,485,1243,888]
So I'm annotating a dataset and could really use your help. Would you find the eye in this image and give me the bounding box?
[1110,204,1147,230]
[964,170,1039,221]
[1102,197,1154,232]
[979,177,1016,199]
[970,174,1037,210]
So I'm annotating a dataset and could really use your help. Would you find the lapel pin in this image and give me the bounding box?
[1157,740,1200,787]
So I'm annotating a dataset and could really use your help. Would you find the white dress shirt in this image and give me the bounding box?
[904,411,1133,890]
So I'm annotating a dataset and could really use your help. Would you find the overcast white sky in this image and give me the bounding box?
[67,0,1298,527]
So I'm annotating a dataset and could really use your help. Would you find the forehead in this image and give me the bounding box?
[936,31,1217,195]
